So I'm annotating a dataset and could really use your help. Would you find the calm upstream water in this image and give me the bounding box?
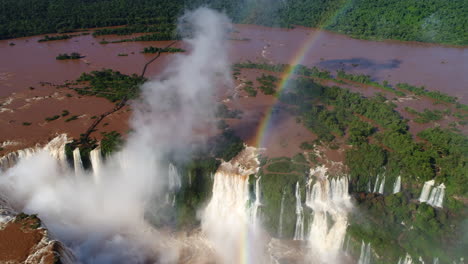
[1,25,466,102]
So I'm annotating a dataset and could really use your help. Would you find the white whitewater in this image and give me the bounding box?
[398,254,414,264]
[89,148,102,183]
[168,163,182,191]
[373,174,380,193]
[293,182,304,241]
[393,176,401,194]
[0,134,69,171]
[202,146,265,264]
[378,175,386,194]
[305,166,352,263]
[357,241,371,264]
[278,190,286,238]
[251,176,262,228]
[427,183,445,208]
[419,180,445,208]
[72,148,84,176]
[419,180,435,203]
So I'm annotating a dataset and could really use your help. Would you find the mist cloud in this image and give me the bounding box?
[0,7,232,264]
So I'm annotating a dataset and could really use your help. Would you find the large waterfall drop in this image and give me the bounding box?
[201,146,266,264]
[89,147,102,183]
[305,166,352,263]
[393,176,401,194]
[293,182,305,241]
[357,241,372,264]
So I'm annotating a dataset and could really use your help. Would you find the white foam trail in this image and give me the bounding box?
[90,148,102,183]
[393,176,401,194]
[293,182,304,240]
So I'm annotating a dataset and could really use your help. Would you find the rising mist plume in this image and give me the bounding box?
[0,7,232,264]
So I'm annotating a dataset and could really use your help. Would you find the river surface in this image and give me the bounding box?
[0,24,466,154]
[1,25,466,101]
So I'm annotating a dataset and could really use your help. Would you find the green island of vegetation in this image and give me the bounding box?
[56,52,83,60]
[67,69,146,103]
[142,46,185,54]
[100,33,179,44]
[38,34,76,42]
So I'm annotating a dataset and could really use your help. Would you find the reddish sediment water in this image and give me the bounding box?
[0,25,466,155]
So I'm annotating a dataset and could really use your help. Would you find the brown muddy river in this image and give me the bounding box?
[0,24,466,155]
[1,25,466,101]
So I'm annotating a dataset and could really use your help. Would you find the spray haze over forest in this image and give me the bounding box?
[0,8,233,263]
[0,1,467,264]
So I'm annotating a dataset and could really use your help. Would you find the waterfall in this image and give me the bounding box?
[367,180,371,193]
[0,148,36,171]
[305,166,352,263]
[293,182,304,241]
[393,176,401,194]
[72,148,84,176]
[419,180,435,202]
[188,170,192,186]
[373,174,380,193]
[378,175,385,194]
[343,235,350,255]
[251,176,262,228]
[419,180,445,208]
[398,254,414,264]
[358,241,371,264]
[427,183,445,208]
[89,148,102,183]
[0,134,70,172]
[278,190,285,238]
[168,163,182,191]
[202,146,265,264]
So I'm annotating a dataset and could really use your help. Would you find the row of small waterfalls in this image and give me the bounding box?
[0,135,451,263]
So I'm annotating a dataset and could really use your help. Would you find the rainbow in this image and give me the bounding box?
[252,30,322,148]
[252,3,352,149]
[236,4,353,264]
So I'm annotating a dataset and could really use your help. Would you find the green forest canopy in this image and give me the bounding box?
[1,0,466,45]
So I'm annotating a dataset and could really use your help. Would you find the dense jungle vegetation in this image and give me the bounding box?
[1,0,466,45]
[70,69,146,102]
